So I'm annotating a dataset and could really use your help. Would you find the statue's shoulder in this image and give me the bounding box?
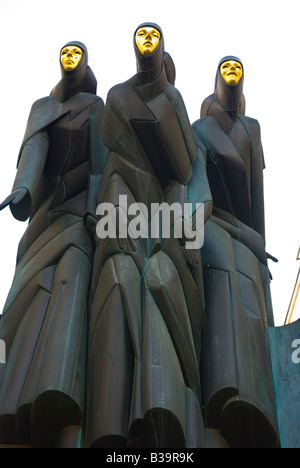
[163,82,185,104]
[239,114,261,131]
[107,82,131,100]
[29,96,54,114]
[239,115,262,143]
[193,115,213,127]
[106,83,135,114]
[192,117,216,152]
[192,115,215,133]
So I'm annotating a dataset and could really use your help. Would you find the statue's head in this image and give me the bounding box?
[135,26,161,55]
[60,44,83,71]
[220,59,243,86]
[201,55,245,117]
[131,23,174,86]
[51,41,97,103]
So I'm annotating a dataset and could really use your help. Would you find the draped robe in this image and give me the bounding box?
[192,59,280,447]
[86,23,211,449]
[0,44,107,447]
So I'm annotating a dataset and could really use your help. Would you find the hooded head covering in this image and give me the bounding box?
[163,51,176,86]
[51,41,97,103]
[215,55,245,113]
[133,23,164,81]
[127,22,175,100]
[201,55,245,121]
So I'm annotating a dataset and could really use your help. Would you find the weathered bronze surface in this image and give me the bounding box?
[86,22,210,449]
[0,41,107,447]
[269,319,300,448]
[192,56,280,448]
[0,36,288,448]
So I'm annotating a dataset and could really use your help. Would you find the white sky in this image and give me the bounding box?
[0,0,299,326]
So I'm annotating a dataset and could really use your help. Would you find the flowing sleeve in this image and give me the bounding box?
[244,117,266,243]
[163,85,198,163]
[188,128,213,223]
[85,98,108,217]
[11,128,49,221]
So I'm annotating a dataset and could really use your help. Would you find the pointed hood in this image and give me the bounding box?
[163,51,176,86]
[51,41,97,103]
[133,22,165,83]
[126,22,175,101]
[201,55,246,123]
[215,55,245,113]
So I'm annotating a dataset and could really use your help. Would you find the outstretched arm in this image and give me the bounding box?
[0,188,29,218]
[1,129,49,221]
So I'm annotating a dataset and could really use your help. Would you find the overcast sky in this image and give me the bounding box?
[0,0,299,326]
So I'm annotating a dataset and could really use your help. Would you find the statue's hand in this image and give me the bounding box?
[267,252,279,263]
[0,188,28,211]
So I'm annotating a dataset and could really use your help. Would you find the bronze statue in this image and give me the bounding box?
[0,41,107,447]
[192,56,280,448]
[85,23,211,448]
[0,30,283,449]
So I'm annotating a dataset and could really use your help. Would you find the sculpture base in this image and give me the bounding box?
[269,319,300,448]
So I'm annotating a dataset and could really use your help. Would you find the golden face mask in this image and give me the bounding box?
[220,60,243,85]
[135,26,161,55]
[61,45,83,71]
